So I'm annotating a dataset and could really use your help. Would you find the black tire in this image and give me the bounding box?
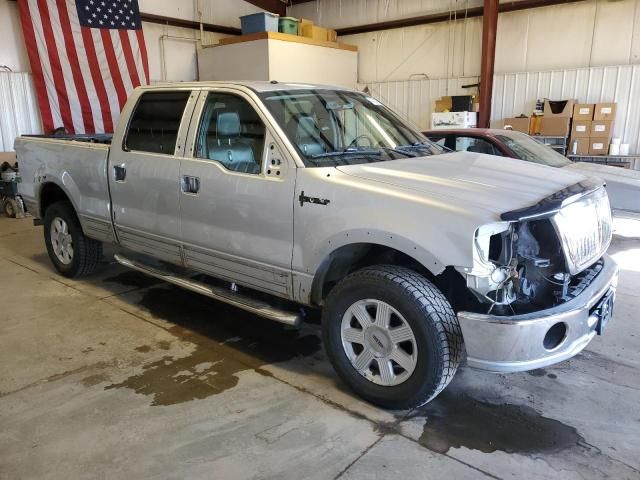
[3,198,17,218]
[43,201,102,278]
[322,265,463,409]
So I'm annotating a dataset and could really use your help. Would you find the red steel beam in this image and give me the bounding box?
[242,0,287,16]
[479,0,499,128]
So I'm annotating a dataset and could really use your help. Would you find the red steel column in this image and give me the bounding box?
[479,0,498,128]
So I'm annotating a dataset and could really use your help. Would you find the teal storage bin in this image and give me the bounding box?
[279,17,300,35]
[240,12,279,35]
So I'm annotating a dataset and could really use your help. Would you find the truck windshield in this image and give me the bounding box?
[259,89,443,167]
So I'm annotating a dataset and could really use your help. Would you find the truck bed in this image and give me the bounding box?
[15,135,112,229]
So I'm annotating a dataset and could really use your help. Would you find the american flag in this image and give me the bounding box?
[18,0,150,134]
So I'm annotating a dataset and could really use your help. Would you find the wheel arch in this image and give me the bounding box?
[310,241,444,306]
[39,181,77,219]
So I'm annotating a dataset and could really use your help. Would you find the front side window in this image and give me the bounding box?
[259,89,443,167]
[195,92,266,174]
[124,91,190,154]
[456,136,501,156]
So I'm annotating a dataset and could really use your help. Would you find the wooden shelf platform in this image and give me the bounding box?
[211,31,358,52]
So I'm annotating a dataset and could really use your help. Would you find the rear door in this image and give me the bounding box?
[178,88,297,299]
[108,88,199,264]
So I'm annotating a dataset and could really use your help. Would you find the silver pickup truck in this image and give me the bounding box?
[15,81,618,409]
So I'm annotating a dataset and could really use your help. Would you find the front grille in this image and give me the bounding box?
[551,188,612,275]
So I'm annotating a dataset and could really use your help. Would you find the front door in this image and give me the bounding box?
[109,89,198,264]
[179,89,296,299]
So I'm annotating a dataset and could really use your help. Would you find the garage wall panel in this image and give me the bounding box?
[364,64,640,154]
[0,72,42,151]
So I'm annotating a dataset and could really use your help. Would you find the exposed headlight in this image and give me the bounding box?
[464,222,516,305]
[551,188,612,275]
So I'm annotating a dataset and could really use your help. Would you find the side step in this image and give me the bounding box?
[114,254,301,326]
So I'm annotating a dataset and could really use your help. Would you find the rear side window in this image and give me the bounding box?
[124,91,190,154]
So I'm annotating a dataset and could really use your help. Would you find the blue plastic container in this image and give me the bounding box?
[240,12,280,35]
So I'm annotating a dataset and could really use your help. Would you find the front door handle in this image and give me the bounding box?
[113,164,126,182]
[181,175,200,194]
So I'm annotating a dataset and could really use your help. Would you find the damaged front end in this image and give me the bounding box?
[462,179,612,316]
[455,178,618,373]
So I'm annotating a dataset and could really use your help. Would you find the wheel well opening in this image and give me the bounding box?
[311,243,483,313]
[312,243,436,305]
[40,183,71,217]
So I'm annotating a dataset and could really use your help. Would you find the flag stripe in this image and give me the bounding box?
[81,27,114,132]
[70,19,104,133]
[17,2,54,133]
[48,2,84,134]
[118,29,141,89]
[36,0,74,133]
[110,30,134,96]
[91,28,121,130]
[28,1,64,130]
[128,30,147,88]
[55,0,94,133]
[136,28,150,84]
[100,28,128,110]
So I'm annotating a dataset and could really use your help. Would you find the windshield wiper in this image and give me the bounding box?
[311,148,382,159]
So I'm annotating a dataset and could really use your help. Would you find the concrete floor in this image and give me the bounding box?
[0,214,639,480]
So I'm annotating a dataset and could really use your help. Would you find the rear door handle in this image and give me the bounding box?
[181,175,200,194]
[113,164,126,182]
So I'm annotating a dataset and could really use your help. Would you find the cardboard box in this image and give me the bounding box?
[301,23,328,41]
[327,29,337,42]
[588,137,609,156]
[543,99,576,118]
[590,120,613,139]
[540,116,571,136]
[569,137,589,155]
[298,18,313,36]
[571,120,591,138]
[435,96,453,113]
[503,117,531,134]
[573,103,595,121]
[593,102,617,121]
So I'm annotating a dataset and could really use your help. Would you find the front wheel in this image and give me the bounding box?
[322,265,463,409]
[43,201,102,278]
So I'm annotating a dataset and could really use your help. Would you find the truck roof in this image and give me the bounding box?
[138,80,355,94]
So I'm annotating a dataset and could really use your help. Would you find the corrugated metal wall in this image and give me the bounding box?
[0,72,42,152]
[363,64,640,153]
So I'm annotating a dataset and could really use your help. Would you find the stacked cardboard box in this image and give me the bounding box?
[569,103,617,155]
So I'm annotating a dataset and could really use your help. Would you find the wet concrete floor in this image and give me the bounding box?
[1,214,639,479]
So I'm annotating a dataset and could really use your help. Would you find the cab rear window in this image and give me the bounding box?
[124,91,190,154]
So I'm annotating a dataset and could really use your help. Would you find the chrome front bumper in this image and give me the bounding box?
[457,255,619,373]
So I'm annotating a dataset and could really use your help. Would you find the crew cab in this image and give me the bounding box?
[15,82,618,409]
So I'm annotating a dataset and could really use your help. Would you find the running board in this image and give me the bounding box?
[114,254,300,326]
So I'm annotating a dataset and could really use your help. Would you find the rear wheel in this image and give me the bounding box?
[322,265,463,409]
[43,201,102,278]
[3,198,17,218]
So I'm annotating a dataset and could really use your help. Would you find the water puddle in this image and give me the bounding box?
[418,390,583,454]
[104,286,321,405]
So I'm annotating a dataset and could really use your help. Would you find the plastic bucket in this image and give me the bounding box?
[240,12,279,35]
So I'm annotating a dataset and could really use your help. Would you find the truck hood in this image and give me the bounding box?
[336,151,590,218]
